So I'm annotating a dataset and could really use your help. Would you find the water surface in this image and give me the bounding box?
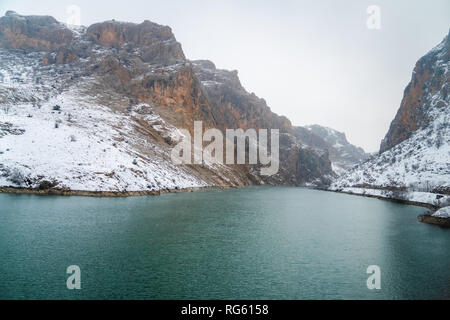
[0,187,449,299]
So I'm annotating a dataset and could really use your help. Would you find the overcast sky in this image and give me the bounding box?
[1,0,449,151]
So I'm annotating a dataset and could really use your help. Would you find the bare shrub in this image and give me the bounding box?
[7,168,26,185]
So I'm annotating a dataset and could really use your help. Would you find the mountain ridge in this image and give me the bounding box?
[0,11,368,193]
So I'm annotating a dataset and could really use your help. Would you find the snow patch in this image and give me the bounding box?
[432,206,450,218]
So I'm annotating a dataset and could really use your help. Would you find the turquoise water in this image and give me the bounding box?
[0,187,449,300]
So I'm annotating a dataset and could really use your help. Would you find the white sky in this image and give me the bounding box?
[1,0,449,152]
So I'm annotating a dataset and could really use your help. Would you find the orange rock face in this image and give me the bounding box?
[380,31,449,153]
[192,60,336,185]
[0,11,73,51]
[132,65,216,131]
[87,20,185,65]
[192,60,293,134]
[87,20,173,46]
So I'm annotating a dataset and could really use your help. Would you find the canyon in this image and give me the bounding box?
[0,10,447,216]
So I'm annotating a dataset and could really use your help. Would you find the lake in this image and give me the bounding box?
[0,187,449,299]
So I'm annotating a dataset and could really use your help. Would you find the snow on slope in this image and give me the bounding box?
[330,102,449,208]
[330,34,449,207]
[432,206,450,218]
[337,187,450,208]
[0,48,208,192]
[331,109,450,192]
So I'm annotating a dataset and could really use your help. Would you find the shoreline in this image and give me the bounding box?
[0,184,443,209]
[418,214,450,228]
[2,184,448,228]
[0,185,235,197]
[325,189,439,210]
[325,188,450,228]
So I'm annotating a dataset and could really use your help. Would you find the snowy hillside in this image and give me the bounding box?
[0,11,263,194]
[0,49,212,192]
[330,108,450,193]
[330,32,450,207]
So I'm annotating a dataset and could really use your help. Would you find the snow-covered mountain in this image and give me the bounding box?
[331,30,450,208]
[0,46,244,192]
[295,124,369,176]
[0,11,250,193]
[0,11,347,194]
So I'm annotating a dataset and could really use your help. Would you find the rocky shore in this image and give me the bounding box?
[331,188,450,228]
[418,214,450,228]
[420,207,450,228]
[0,185,233,197]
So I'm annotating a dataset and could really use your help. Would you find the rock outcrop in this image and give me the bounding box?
[87,20,185,65]
[192,60,292,132]
[192,60,336,186]
[0,11,74,51]
[380,29,450,153]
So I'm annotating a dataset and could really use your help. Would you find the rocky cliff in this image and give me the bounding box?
[192,60,337,185]
[380,29,450,153]
[0,11,347,192]
[0,11,73,51]
[331,30,450,205]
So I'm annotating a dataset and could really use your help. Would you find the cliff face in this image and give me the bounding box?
[332,31,450,196]
[87,20,185,65]
[0,11,342,191]
[380,29,450,153]
[192,60,292,132]
[0,11,73,51]
[192,60,336,186]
